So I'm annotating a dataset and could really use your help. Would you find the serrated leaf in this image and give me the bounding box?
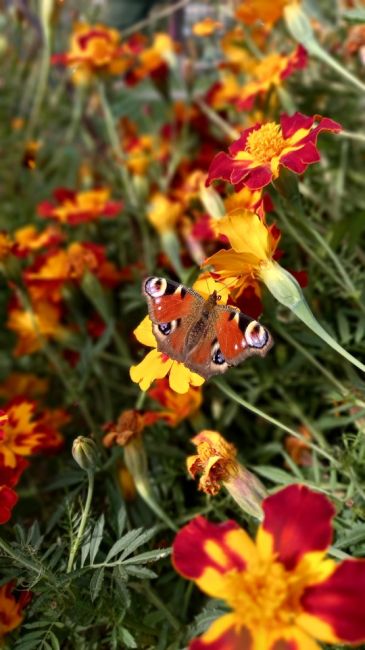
[124,564,157,579]
[23,621,51,630]
[119,527,157,561]
[90,567,105,601]
[89,514,105,564]
[105,527,143,562]
[48,631,60,650]
[122,547,171,565]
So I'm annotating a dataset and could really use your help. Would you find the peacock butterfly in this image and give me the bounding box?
[143,276,273,379]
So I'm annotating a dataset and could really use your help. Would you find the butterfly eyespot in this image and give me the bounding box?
[145,277,167,298]
[211,341,226,366]
[157,320,178,336]
[245,321,268,349]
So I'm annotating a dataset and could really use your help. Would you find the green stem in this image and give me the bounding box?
[135,479,178,532]
[67,469,95,573]
[214,379,339,466]
[309,40,365,94]
[25,0,52,139]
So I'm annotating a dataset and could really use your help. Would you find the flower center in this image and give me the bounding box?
[246,123,285,163]
[223,560,304,628]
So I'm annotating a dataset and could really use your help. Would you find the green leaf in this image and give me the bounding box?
[120,628,137,648]
[122,547,171,565]
[105,527,143,563]
[124,564,157,579]
[90,567,105,601]
[89,514,105,564]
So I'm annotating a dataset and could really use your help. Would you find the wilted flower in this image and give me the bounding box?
[37,188,123,225]
[207,113,341,191]
[187,430,266,519]
[130,316,205,394]
[285,426,313,466]
[173,484,365,649]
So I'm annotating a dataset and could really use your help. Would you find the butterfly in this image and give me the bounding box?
[143,276,273,379]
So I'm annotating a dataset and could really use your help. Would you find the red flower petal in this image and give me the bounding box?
[0,485,18,524]
[228,125,258,156]
[280,142,320,174]
[262,484,335,570]
[190,619,252,650]
[301,559,365,644]
[241,166,273,190]
[206,152,237,186]
[172,516,247,580]
[280,113,314,139]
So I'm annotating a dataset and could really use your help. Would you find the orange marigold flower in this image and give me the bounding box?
[285,425,313,466]
[7,299,68,356]
[52,23,133,84]
[192,18,222,37]
[130,316,205,394]
[236,0,294,26]
[128,33,178,84]
[0,373,48,400]
[0,232,14,261]
[237,46,308,110]
[37,187,122,226]
[147,193,184,235]
[0,485,18,524]
[207,112,342,191]
[0,583,27,637]
[0,399,63,468]
[187,430,266,518]
[203,208,281,300]
[148,377,202,426]
[13,225,63,257]
[173,484,365,649]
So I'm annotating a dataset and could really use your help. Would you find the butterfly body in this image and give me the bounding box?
[143,276,273,379]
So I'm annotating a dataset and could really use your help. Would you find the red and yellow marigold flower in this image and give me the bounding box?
[37,188,122,226]
[147,193,184,235]
[173,483,365,649]
[237,46,308,110]
[0,583,27,637]
[130,316,205,394]
[52,23,133,84]
[148,377,203,426]
[127,33,178,84]
[206,112,341,191]
[0,373,48,400]
[13,225,63,257]
[7,298,68,356]
[187,430,266,519]
[0,399,64,468]
[0,485,18,524]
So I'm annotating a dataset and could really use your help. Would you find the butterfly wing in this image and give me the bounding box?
[143,276,205,363]
[215,306,273,366]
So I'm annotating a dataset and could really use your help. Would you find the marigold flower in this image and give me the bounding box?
[147,193,183,235]
[285,426,313,466]
[192,18,222,37]
[0,583,26,637]
[148,378,202,426]
[7,299,68,356]
[0,399,63,468]
[37,188,122,225]
[52,23,132,84]
[13,225,63,257]
[0,485,18,524]
[203,209,281,300]
[236,0,294,26]
[173,484,365,649]
[129,33,178,84]
[130,316,205,394]
[207,112,342,191]
[0,373,48,400]
[237,46,308,110]
[103,409,152,448]
[187,430,266,519]
[0,457,28,488]
[0,233,14,261]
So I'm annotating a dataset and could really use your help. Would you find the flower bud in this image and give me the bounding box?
[72,436,97,471]
[284,3,316,50]
[259,259,303,310]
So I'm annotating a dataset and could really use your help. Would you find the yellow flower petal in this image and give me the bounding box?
[217,209,270,261]
[133,316,156,348]
[130,349,172,391]
[168,361,204,394]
